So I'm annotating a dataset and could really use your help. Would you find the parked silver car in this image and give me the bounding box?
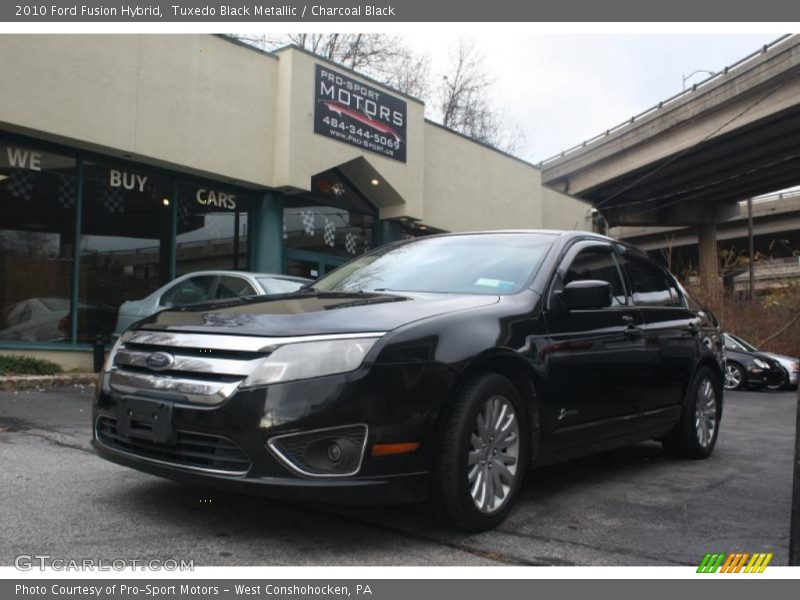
[724,332,798,390]
[113,271,312,335]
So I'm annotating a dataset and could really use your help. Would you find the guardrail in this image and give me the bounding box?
[538,33,795,169]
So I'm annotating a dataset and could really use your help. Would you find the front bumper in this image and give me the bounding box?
[745,367,784,388]
[92,364,445,504]
[91,437,427,504]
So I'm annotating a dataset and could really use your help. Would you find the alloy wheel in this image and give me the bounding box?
[724,364,741,390]
[467,395,520,514]
[694,377,718,448]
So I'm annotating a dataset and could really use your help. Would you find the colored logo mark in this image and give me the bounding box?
[697,552,773,573]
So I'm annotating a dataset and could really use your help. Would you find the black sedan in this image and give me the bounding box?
[722,333,784,391]
[93,231,725,531]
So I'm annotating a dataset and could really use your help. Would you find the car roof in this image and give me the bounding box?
[414,229,619,245]
[174,270,311,282]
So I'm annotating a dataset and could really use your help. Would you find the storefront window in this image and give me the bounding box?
[175,181,249,275]
[0,141,76,343]
[283,201,374,278]
[78,162,172,342]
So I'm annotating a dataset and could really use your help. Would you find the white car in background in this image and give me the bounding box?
[113,271,312,335]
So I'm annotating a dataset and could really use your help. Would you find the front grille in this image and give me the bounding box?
[96,416,251,474]
[106,330,383,406]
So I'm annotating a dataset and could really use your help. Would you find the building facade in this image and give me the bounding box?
[0,34,590,369]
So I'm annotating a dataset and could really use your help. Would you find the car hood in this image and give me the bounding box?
[763,352,798,367]
[135,291,500,337]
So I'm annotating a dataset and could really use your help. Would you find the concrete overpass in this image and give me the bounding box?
[610,190,800,278]
[540,34,800,287]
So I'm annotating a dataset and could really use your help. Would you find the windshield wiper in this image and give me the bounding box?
[292,285,319,295]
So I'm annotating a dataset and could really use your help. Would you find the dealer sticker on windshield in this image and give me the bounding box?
[475,278,515,290]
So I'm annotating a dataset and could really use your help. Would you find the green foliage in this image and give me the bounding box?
[0,355,62,376]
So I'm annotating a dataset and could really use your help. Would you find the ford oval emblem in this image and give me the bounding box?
[145,351,175,371]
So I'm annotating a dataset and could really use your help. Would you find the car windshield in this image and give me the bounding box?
[729,334,758,353]
[313,233,556,295]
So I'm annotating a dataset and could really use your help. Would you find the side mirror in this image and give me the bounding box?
[561,280,612,310]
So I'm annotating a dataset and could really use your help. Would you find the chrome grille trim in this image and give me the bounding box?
[121,330,385,353]
[108,370,241,406]
[115,349,260,376]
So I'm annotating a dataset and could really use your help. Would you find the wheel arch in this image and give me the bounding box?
[441,349,542,461]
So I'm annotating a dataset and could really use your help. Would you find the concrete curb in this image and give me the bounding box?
[0,373,98,391]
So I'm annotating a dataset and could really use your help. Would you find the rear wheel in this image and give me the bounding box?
[724,362,745,391]
[662,366,721,459]
[432,373,528,531]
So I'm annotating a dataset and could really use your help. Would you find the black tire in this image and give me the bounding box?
[723,362,745,391]
[432,372,528,532]
[766,368,789,391]
[662,366,722,459]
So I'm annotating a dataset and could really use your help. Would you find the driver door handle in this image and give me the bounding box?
[622,314,643,338]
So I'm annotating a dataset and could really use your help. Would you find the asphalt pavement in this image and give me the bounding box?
[0,384,795,566]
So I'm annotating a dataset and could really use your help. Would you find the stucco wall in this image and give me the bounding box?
[0,34,590,232]
[0,34,278,186]
[541,187,592,231]
[422,122,590,232]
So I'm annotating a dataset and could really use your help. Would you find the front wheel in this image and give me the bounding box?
[432,373,528,531]
[662,366,722,459]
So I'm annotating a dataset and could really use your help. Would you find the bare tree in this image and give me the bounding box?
[434,39,525,154]
[232,34,523,154]
[234,33,430,98]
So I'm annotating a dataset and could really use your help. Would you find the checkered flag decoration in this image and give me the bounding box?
[5,169,36,201]
[58,174,76,209]
[103,187,126,214]
[345,232,358,255]
[301,210,316,236]
[323,219,336,247]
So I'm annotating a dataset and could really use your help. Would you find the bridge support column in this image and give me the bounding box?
[698,223,719,295]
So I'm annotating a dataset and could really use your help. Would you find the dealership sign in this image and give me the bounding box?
[314,64,407,163]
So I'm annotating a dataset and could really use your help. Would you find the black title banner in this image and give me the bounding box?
[3,0,800,21]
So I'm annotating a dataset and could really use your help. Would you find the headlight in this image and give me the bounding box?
[242,337,379,387]
[753,357,769,369]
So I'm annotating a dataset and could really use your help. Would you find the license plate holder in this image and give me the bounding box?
[117,397,175,445]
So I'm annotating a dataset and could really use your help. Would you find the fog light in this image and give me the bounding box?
[327,442,342,463]
[267,424,367,477]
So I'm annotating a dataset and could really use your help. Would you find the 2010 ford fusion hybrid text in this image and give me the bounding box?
[93,230,724,531]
